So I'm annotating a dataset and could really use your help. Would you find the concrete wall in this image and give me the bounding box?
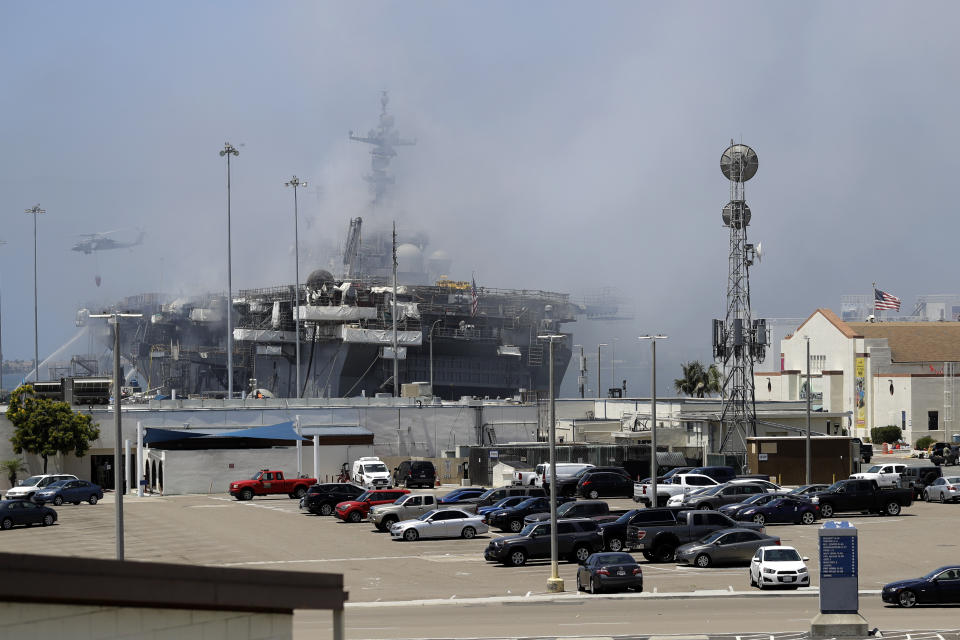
[0,602,291,640]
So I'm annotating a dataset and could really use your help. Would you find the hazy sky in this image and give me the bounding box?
[2,2,958,395]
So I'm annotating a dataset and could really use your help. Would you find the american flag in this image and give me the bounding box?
[471,277,479,317]
[874,288,901,312]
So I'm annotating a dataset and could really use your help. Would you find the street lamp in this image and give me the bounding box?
[611,337,618,394]
[285,176,307,398]
[639,334,667,507]
[538,333,566,592]
[429,319,442,397]
[90,311,143,561]
[805,337,812,485]
[219,143,239,399]
[0,238,6,394]
[25,205,44,382]
[573,344,585,398]
[597,343,608,398]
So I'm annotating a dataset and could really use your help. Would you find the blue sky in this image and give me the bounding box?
[2,2,959,394]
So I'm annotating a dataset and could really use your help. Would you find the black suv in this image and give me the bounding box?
[394,460,437,488]
[486,496,574,532]
[300,483,365,515]
[901,466,943,498]
[483,518,604,566]
[577,472,634,499]
[553,466,631,497]
[687,466,737,483]
[461,485,545,508]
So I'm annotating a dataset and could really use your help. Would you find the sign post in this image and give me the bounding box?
[811,521,868,638]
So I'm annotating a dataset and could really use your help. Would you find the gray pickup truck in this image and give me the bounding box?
[523,500,629,525]
[368,493,438,531]
[625,508,763,562]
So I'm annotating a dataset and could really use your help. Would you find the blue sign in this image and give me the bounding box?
[820,535,857,579]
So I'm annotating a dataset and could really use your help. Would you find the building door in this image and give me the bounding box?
[90,455,125,491]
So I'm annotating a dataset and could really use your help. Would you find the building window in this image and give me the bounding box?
[929,411,939,430]
[811,355,826,374]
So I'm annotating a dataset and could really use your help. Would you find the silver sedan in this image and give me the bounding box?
[924,476,960,503]
[676,528,781,568]
[390,509,489,541]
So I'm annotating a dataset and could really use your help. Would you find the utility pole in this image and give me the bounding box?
[219,143,239,399]
[806,337,812,485]
[539,333,565,592]
[285,176,307,398]
[597,343,607,398]
[392,221,399,397]
[639,335,668,507]
[573,344,585,398]
[25,205,45,382]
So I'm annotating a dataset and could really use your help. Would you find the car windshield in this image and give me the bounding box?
[492,498,515,508]
[741,494,767,505]
[764,549,801,562]
[520,523,548,536]
[700,485,727,496]
[698,530,727,544]
[923,566,958,579]
[597,553,634,564]
[19,476,43,487]
[866,465,882,473]
[947,477,960,484]
[515,498,538,509]
[825,481,845,492]
[363,464,387,473]
[417,510,439,521]
[615,510,638,523]
[250,473,262,480]
[557,502,575,515]
[392,497,407,505]
[46,480,71,489]
[356,492,372,502]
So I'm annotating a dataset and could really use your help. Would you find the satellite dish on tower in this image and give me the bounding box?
[755,242,763,263]
[720,144,759,182]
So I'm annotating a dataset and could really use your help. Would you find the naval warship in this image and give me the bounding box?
[69,94,576,400]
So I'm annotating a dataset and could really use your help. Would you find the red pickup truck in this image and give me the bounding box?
[335,488,409,522]
[229,470,317,501]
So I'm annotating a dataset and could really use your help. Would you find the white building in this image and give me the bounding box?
[755,308,960,445]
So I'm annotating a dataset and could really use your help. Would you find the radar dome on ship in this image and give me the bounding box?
[306,269,335,290]
[427,249,451,274]
[397,243,424,273]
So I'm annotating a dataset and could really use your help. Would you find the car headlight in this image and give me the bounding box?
[798,567,808,573]
[743,509,755,515]
[763,568,776,574]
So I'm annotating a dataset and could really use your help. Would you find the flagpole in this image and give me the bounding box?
[872,282,877,321]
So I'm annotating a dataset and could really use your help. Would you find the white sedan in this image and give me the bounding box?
[925,476,960,503]
[390,509,488,541]
[749,545,810,590]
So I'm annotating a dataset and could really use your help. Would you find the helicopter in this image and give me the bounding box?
[72,229,145,255]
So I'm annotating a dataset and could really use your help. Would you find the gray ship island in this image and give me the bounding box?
[74,94,576,401]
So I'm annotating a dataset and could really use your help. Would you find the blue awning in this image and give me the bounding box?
[210,421,305,441]
[143,428,212,444]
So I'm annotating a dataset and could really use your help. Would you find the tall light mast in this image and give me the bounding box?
[713,142,767,465]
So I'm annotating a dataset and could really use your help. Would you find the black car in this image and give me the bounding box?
[300,483,365,515]
[483,518,604,566]
[461,485,545,508]
[882,566,960,607]
[0,499,57,529]
[393,460,437,488]
[687,466,737,483]
[552,466,631,497]
[577,472,633,499]
[900,466,942,499]
[577,552,643,593]
[486,496,574,533]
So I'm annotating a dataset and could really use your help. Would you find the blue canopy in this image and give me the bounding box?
[143,428,212,444]
[209,421,305,441]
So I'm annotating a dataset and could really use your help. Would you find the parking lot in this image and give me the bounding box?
[3,487,959,638]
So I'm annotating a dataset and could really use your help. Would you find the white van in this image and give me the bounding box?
[536,463,595,487]
[352,457,392,488]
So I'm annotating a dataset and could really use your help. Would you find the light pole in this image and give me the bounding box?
[538,333,565,592]
[429,319,442,397]
[573,344,585,398]
[0,238,6,394]
[25,205,44,382]
[611,337,618,394]
[90,311,143,561]
[805,337,812,485]
[639,335,667,507]
[597,343,608,398]
[219,143,239,399]
[285,176,306,398]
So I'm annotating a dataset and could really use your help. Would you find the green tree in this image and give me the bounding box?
[0,459,26,488]
[674,361,722,398]
[6,385,101,473]
[870,425,902,445]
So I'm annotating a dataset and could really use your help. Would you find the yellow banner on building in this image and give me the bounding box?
[855,356,866,427]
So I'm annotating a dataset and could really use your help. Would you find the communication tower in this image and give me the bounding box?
[713,142,767,460]
[349,91,416,206]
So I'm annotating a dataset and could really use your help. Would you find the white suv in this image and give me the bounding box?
[352,457,392,488]
[5,474,79,501]
[749,545,810,590]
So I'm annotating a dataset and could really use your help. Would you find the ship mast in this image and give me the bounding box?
[392,221,399,397]
[348,91,416,207]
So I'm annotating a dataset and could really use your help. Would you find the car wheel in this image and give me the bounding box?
[576,575,584,592]
[88,495,98,505]
[382,515,398,529]
[885,501,901,516]
[572,545,591,564]
[939,493,947,504]
[52,496,63,506]
[240,489,254,501]
[508,519,523,533]
[1,518,12,530]
[588,489,600,500]
[509,549,527,567]
[653,543,676,563]
[820,503,834,518]
[752,514,765,526]
[757,577,765,590]
[589,577,598,594]
[898,589,917,608]
[348,511,363,523]
[319,503,334,516]
[801,511,816,525]
[42,514,54,526]
[749,571,756,587]
[642,550,655,561]
[461,526,476,539]
[607,538,624,552]
[403,528,419,541]
[694,553,712,568]
[294,486,307,499]
[923,489,930,502]
[633,495,642,503]
[698,503,712,511]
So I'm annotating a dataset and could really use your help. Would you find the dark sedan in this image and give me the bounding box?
[437,488,486,504]
[882,566,960,607]
[738,496,820,526]
[577,552,643,593]
[33,479,103,506]
[478,496,527,517]
[718,492,781,519]
[0,499,57,529]
[675,528,781,567]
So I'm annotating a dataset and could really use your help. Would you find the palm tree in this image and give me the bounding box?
[674,361,723,398]
[0,459,27,489]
